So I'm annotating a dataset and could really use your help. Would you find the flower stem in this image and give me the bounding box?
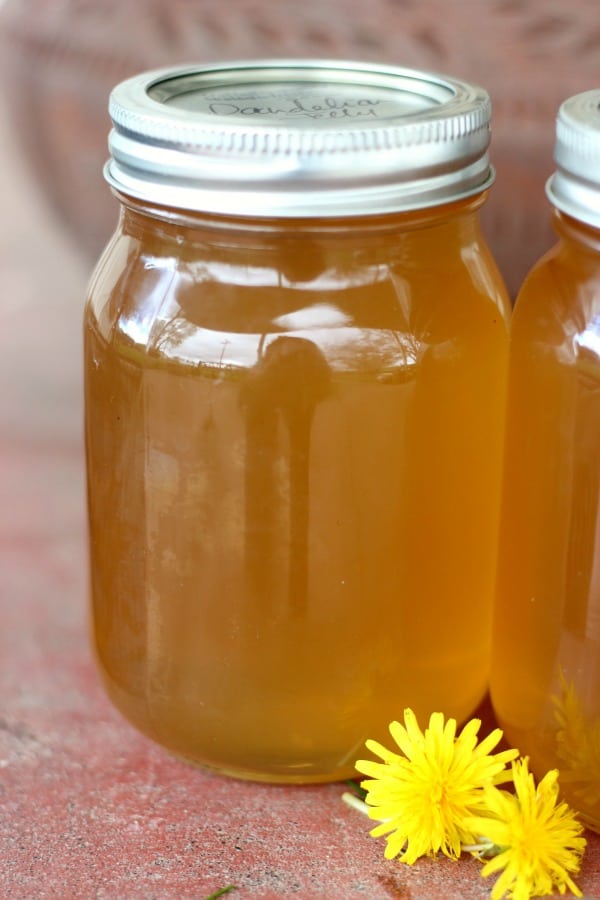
[341,792,371,817]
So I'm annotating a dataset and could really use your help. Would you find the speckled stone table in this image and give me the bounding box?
[1,92,599,900]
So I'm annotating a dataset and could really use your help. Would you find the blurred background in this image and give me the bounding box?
[1,0,600,301]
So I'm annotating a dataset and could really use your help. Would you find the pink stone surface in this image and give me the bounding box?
[1,92,600,900]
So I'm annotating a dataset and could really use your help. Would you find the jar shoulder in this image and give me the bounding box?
[85,223,508,375]
[512,240,600,340]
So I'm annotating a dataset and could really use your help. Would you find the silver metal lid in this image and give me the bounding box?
[546,89,600,228]
[105,59,494,218]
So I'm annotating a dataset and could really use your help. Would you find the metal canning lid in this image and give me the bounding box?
[546,89,600,228]
[105,59,494,218]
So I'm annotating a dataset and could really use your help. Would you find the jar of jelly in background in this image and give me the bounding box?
[491,90,600,829]
[84,60,510,783]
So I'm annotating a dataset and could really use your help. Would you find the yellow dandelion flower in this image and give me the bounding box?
[468,758,586,900]
[355,708,519,865]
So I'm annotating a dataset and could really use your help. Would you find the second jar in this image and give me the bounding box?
[491,89,600,829]
[85,60,510,782]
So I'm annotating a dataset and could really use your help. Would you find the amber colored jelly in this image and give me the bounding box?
[84,197,509,782]
[491,210,600,828]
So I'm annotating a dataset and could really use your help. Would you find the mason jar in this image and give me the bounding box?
[84,59,510,782]
[491,89,600,828]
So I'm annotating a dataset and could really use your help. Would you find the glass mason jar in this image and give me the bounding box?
[84,60,510,783]
[491,90,600,828]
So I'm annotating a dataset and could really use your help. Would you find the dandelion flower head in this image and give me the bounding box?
[469,757,586,900]
[355,708,518,865]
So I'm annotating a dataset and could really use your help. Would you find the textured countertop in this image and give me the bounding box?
[1,92,599,900]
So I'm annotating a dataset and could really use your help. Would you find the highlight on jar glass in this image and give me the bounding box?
[84,59,510,783]
[491,89,600,829]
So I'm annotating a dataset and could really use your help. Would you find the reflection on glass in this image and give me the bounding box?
[553,673,600,810]
[241,336,331,617]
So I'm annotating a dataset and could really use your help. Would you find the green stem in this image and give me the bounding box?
[205,887,238,899]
